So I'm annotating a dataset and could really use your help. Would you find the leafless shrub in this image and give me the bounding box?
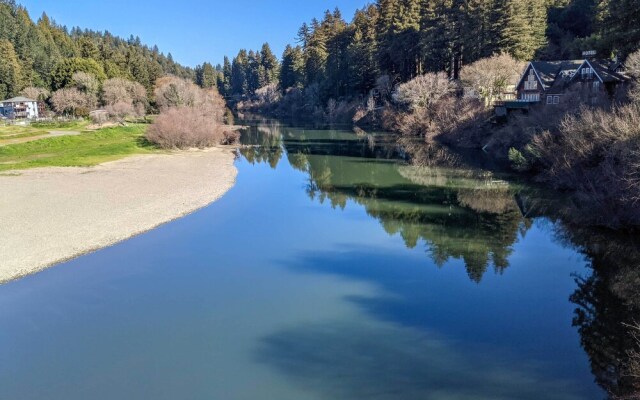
[89,110,109,126]
[392,72,453,111]
[105,101,136,122]
[102,78,147,118]
[527,103,640,226]
[51,88,96,117]
[146,106,237,149]
[154,75,210,110]
[20,87,49,101]
[460,53,525,106]
[626,323,640,380]
[626,50,640,81]
[147,77,230,149]
[255,83,281,105]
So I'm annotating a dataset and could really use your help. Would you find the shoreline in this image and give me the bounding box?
[0,147,238,284]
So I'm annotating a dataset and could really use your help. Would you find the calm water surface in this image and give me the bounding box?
[2,117,637,399]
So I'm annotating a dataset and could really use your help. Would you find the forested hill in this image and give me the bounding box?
[0,0,212,99]
[222,0,639,100]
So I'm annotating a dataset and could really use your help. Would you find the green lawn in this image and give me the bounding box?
[0,124,160,172]
[0,120,90,140]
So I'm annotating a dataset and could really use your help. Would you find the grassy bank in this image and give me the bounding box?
[0,120,90,141]
[0,123,158,172]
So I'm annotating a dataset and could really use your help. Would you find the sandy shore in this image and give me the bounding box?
[0,148,237,284]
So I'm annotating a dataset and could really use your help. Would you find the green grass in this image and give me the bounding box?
[0,120,89,140]
[0,124,160,171]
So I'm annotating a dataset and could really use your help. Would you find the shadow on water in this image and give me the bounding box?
[237,117,640,399]
[255,318,585,400]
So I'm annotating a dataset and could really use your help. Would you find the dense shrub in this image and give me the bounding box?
[146,106,238,149]
[146,76,234,149]
[392,72,453,111]
[51,87,96,117]
[527,103,640,226]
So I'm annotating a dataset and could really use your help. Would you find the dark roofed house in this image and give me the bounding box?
[514,57,629,107]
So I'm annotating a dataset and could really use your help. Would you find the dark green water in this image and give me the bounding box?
[2,117,639,399]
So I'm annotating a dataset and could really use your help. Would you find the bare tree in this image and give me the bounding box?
[20,87,49,101]
[154,76,207,110]
[51,88,96,117]
[392,72,453,111]
[255,83,281,105]
[72,72,100,96]
[460,53,525,106]
[102,78,147,118]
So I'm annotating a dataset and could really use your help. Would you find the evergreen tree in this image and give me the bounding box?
[0,38,23,98]
[51,57,106,90]
[598,0,640,59]
[500,0,548,60]
[280,45,305,90]
[347,5,380,94]
[260,43,280,84]
[195,62,216,88]
[231,49,248,96]
[221,56,232,96]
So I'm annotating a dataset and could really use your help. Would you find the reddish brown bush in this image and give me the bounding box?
[51,87,96,117]
[147,76,233,149]
[146,106,237,149]
[527,103,640,227]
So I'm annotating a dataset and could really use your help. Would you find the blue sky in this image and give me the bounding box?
[19,0,369,67]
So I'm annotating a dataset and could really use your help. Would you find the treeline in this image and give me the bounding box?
[224,0,639,103]
[0,0,211,100]
[217,43,280,99]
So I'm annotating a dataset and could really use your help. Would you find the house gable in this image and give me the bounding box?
[516,63,545,92]
[569,60,604,83]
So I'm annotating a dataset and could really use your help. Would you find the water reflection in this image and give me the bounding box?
[561,227,640,398]
[240,122,530,283]
[256,319,585,400]
[237,117,640,398]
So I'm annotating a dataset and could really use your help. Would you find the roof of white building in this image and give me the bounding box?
[0,96,37,103]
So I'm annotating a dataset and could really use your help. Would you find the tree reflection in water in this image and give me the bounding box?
[237,118,640,397]
[284,135,530,283]
[556,227,640,399]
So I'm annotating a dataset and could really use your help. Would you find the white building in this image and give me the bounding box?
[0,97,39,119]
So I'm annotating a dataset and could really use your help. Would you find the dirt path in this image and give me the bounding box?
[0,148,237,283]
[0,130,82,147]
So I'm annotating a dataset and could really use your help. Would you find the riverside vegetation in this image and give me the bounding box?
[2,0,638,226]
[1,0,640,397]
[217,1,640,230]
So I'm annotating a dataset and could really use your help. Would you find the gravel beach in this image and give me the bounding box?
[0,148,237,284]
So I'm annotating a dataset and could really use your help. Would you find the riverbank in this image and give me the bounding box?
[0,147,237,283]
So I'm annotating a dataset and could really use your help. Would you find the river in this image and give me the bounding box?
[2,116,639,399]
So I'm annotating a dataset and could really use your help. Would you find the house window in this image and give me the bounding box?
[593,81,600,91]
[581,67,593,79]
[547,96,553,104]
[553,96,560,104]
